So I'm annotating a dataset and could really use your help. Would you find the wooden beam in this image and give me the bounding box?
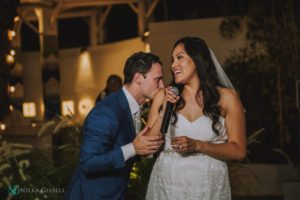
[98,5,112,31]
[19,0,54,8]
[90,10,98,46]
[51,0,64,26]
[18,8,97,21]
[19,14,39,34]
[128,3,139,14]
[12,20,23,48]
[137,1,146,36]
[146,0,159,20]
[62,0,142,9]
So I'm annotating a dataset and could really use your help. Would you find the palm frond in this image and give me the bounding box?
[36,121,55,138]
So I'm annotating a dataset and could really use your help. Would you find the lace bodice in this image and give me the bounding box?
[146,113,231,200]
[164,113,227,150]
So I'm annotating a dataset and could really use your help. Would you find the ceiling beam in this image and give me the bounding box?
[146,0,159,20]
[98,5,112,31]
[51,0,64,26]
[128,3,139,14]
[61,0,142,9]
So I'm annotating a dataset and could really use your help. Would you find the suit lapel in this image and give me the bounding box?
[117,90,136,141]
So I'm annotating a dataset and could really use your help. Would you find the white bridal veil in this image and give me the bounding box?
[209,48,235,91]
[209,48,245,112]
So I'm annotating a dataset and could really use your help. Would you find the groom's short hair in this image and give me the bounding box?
[123,51,162,84]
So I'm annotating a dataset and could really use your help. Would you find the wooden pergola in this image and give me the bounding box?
[16,0,160,45]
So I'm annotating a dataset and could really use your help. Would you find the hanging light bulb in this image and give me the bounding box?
[14,16,20,22]
[144,31,150,37]
[10,49,15,56]
[0,123,6,131]
[8,30,16,40]
[6,54,15,64]
[9,85,16,93]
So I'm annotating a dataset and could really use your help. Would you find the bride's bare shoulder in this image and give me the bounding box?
[218,87,238,99]
[218,87,243,113]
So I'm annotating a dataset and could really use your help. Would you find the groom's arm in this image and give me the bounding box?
[79,107,126,175]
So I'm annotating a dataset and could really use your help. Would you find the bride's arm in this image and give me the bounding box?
[201,89,246,161]
[147,87,178,136]
[146,89,164,136]
[172,88,246,161]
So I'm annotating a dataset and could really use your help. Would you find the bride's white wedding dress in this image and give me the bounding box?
[146,113,231,200]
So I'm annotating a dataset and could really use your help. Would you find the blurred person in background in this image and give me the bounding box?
[95,74,123,104]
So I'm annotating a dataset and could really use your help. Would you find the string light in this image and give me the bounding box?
[8,30,16,40]
[14,16,20,22]
[0,123,6,131]
[9,86,15,93]
[10,49,15,56]
[6,54,15,64]
[144,31,150,37]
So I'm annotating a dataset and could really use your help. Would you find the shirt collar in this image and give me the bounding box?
[122,86,140,115]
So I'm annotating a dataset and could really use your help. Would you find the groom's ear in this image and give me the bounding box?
[133,72,143,86]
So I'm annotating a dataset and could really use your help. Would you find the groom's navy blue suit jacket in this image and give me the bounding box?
[64,89,136,200]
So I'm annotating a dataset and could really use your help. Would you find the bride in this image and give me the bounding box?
[145,37,246,200]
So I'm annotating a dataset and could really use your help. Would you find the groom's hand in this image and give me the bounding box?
[133,126,163,155]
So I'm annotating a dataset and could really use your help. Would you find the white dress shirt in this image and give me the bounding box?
[121,86,140,161]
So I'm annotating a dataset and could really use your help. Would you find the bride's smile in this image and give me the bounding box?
[171,43,198,85]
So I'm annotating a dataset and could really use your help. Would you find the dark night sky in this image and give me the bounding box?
[20,0,246,51]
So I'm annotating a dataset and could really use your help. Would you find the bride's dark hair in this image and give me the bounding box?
[172,37,223,135]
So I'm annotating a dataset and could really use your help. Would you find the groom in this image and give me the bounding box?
[64,52,164,200]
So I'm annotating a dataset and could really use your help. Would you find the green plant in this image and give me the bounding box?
[127,158,156,200]
[0,114,82,200]
[0,141,33,200]
[220,0,300,163]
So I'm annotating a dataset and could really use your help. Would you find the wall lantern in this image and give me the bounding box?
[62,100,75,116]
[78,98,93,116]
[23,102,36,117]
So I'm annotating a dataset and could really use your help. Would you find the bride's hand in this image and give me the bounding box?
[171,136,199,152]
[161,86,179,114]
